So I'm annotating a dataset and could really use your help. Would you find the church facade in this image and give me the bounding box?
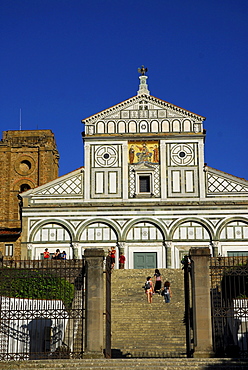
[21,72,248,268]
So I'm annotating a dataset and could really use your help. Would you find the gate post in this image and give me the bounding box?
[190,247,214,358]
[84,248,105,358]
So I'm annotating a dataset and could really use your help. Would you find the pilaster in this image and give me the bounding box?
[122,142,129,200]
[198,141,206,199]
[84,248,105,358]
[160,140,167,200]
[190,247,214,358]
[84,143,91,200]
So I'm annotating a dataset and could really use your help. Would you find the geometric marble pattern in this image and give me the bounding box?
[170,143,194,166]
[153,166,161,197]
[129,164,160,198]
[129,166,135,197]
[207,173,248,193]
[35,174,82,195]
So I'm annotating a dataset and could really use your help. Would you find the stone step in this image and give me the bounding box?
[113,336,185,341]
[112,335,185,340]
[113,342,186,347]
[0,358,248,370]
[113,346,186,352]
[113,347,186,352]
[110,268,186,358]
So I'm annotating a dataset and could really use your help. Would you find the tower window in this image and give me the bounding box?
[139,175,151,193]
[20,160,31,173]
[5,244,13,256]
[20,184,31,193]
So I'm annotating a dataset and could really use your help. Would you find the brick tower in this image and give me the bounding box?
[0,130,59,259]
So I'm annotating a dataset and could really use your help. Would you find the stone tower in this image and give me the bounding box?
[0,130,59,259]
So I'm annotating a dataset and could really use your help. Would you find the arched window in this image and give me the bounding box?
[173,221,211,241]
[33,223,71,242]
[80,222,117,242]
[220,221,248,240]
[127,222,163,241]
[20,184,31,193]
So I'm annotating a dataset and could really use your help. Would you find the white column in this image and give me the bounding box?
[162,242,167,268]
[84,143,91,200]
[27,243,33,259]
[72,243,79,259]
[166,241,173,268]
[212,241,220,256]
[198,141,206,199]
[114,243,119,270]
[160,140,167,200]
[122,142,129,200]
[124,243,129,269]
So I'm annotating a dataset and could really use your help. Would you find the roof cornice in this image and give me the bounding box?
[82,94,205,124]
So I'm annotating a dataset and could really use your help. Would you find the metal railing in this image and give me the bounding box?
[210,256,248,358]
[0,259,85,360]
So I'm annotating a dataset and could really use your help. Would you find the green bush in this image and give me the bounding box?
[0,268,74,309]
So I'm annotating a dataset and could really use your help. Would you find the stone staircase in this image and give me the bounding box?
[110,268,187,358]
[1,268,248,369]
[1,358,248,369]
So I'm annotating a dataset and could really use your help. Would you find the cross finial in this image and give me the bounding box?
[138,65,148,76]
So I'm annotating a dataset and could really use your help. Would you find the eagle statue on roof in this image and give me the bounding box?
[138,65,148,75]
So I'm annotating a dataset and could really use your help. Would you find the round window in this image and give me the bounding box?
[19,160,31,173]
[14,155,35,175]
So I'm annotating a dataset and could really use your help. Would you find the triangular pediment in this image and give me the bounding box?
[82,94,205,125]
[206,167,248,195]
[22,168,84,197]
[133,162,156,171]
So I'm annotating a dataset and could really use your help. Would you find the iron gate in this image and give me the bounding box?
[0,259,85,360]
[210,256,248,358]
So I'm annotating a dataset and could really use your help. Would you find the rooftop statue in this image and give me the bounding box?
[138,65,148,75]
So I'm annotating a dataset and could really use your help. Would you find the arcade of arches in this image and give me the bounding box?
[27,219,248,268]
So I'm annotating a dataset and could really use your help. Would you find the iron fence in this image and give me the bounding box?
[210,256,248,358]
[0,259,85,360]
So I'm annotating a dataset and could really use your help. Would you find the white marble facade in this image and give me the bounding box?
[21,73,248,268]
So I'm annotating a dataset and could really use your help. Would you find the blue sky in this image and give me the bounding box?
[1,0,248,180]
